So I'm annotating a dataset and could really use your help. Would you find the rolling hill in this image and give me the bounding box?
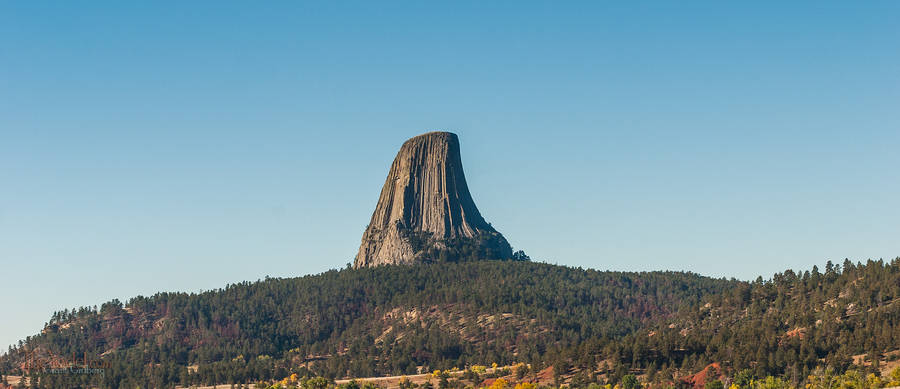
[3,259,900,389]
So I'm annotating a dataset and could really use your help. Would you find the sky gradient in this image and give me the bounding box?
[2,2,899,351]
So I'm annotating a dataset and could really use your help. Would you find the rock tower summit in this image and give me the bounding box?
[354,132,512,268]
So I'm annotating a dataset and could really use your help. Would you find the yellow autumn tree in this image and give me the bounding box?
[865,372,882,389]
[889,367,900,387]
[514,382,536,389]
[489,378,509,389]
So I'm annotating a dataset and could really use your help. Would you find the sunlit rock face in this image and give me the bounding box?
[354,131,512,268]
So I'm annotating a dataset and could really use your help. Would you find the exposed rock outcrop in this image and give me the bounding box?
[354,131,512,268]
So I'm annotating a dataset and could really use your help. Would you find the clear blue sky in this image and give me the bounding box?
[2,2,899,352]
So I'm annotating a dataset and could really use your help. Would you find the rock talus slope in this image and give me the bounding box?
[354,131,512,268]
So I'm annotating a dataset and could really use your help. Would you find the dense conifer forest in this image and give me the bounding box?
[2,259,900,389]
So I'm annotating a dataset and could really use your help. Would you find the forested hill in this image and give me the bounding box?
[4,259,900,389]
[0,261,734,388]
[547,258,900,389]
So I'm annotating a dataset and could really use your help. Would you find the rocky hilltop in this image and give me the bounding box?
[354,131,512,267]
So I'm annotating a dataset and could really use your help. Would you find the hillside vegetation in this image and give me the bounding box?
[2,259,900,389]
[547,259,900,388]
[0,261,730,388]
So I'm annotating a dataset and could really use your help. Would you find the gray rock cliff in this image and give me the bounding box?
[354,132,512,268]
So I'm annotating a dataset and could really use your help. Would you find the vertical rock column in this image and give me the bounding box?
[354,131,512,267]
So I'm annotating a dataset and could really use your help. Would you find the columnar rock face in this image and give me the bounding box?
[354,131,512,268]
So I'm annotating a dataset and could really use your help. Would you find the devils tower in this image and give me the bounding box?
[355,131,513,268]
